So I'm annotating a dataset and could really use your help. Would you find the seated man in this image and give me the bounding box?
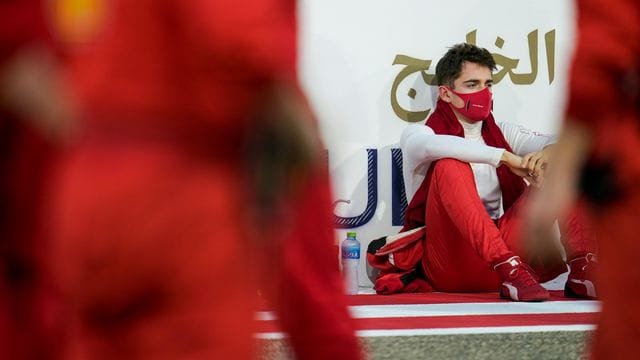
[397,43,597,302]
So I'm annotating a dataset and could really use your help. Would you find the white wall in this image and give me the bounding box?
[298,0,577,286]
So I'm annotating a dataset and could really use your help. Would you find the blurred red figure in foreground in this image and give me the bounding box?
[526,0,640,358]
[49,0,361,359]
[0,0,72,358]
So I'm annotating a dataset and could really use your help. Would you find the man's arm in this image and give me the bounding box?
[400,124,506,172]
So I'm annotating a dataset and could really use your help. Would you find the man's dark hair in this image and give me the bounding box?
[435,43,496,88]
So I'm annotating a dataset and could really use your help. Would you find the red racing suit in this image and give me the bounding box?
[49,0,361,358]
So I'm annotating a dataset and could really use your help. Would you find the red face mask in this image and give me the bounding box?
[447,86,493,122]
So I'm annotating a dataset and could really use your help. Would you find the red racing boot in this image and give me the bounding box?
[565,253,598,299]
[494,256,550,302]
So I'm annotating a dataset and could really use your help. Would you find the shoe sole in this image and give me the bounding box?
[564,283,597,300]
[500,287,549,302]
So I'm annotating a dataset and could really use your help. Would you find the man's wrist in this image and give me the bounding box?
[500,150,513,165]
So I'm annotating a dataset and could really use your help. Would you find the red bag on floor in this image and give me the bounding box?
[366,227,432,294]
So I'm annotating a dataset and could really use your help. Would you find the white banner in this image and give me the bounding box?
[298,0,576,286]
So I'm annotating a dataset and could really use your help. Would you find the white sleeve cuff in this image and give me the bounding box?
[490,148,505,167]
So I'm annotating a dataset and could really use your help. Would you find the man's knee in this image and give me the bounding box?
[432,158,473,179]
[429,158,476,198]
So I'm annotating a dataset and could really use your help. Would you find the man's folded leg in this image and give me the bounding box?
[422,159,548,301]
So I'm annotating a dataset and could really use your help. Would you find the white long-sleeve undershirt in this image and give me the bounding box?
[400,122,556,219]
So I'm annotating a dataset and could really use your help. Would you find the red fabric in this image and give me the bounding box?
[566,0,640,128]
[0,0,50,65]
[268,170,362,360]
[367,227,425,273]
[51,143,258,359]
[590,183,640,360]
[0,1,61,358]
[566,1,640,358]
[373,272,433,295]
[447,86,492,122]
[403,99,526,231]
[51,144,360,360]
[62,0,297,142]
[367,228,429,294]
[421,159,580,292]
[50,0,360,358]
[0,117,60,360]
[566,0,640,189]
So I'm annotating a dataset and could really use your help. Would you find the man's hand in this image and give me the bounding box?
[500,151,534,181]
[521,145,554,187]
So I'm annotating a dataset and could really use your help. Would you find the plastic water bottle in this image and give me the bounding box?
[341,231,360,295]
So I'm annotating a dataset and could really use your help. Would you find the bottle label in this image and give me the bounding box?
[341,247,360,260]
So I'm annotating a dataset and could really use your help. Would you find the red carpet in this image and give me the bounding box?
[344,290,575,305]
[255,291,599,338]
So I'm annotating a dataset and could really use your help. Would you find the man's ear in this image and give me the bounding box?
[438,86,452,103]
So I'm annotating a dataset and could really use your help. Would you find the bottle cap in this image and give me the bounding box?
[346,232,357,238]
